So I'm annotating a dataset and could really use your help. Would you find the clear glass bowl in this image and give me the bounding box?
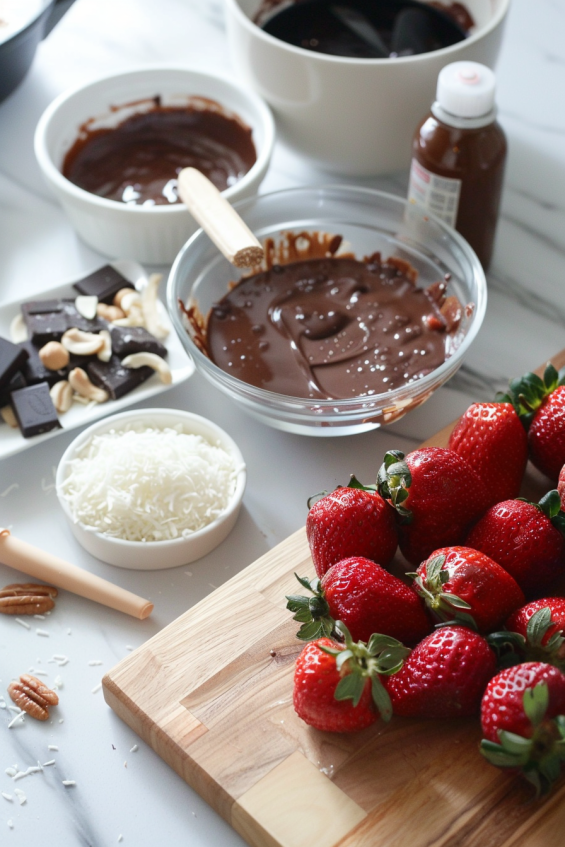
[166,185,486,436]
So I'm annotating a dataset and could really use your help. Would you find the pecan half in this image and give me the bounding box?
[0,583,58,616]
[8,674,59,721]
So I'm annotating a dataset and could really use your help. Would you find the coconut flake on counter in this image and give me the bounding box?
[59,423,242,542]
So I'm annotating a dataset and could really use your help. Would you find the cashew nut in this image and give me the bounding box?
[9,313,27,343]
[114,288,141,314]
[39,341,70,371]
[75,295,98,320]
[68,368,109,403]
[122,352,172,384]
[97,303,125,322]
[50,380,73,413]
[1,405,18,428]
[61,328,105,356]
[97,329,112,362]
[141,273,169,340]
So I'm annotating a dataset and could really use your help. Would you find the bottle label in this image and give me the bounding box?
[407,158,461,228]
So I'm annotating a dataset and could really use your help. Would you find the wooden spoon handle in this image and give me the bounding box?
[178,167,264,268]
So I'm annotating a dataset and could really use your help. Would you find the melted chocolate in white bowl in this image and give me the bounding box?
[259,0,471,59]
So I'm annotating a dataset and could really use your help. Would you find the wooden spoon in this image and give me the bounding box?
[177,167,264,268]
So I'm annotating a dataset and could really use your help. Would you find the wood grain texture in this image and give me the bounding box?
[103,349,565,847]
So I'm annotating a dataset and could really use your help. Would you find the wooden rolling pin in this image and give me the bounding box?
[0,528,153,619]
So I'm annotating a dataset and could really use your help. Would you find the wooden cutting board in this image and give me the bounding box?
[103,350,565,847]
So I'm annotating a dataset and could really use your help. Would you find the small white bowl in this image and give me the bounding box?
[34,67,275,264]
[56,408,246,569]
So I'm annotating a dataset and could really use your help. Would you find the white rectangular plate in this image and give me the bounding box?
[0,259,195,459]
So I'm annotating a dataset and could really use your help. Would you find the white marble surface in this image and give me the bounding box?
[0,0,564,844]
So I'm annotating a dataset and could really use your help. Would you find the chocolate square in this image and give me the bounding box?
[109,325,167,358]
[0,336,29,390]
[87,356,154,400]
[11,383,61,438]
[0,371,26,407]
[73,265,134,304]
[21,299,106,344]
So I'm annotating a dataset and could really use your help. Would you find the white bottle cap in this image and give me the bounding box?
[436,61,496,119]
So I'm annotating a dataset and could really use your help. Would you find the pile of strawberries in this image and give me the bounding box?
[288,363,565,797]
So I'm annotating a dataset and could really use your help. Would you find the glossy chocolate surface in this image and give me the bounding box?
[62,100,257,205]
[206,253,454,400]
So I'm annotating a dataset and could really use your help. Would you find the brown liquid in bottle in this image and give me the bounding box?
[408,62,507,271]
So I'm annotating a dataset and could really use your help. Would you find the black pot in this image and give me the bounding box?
[0,0,57,103]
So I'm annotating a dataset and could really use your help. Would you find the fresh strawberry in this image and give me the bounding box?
[488,601,565,671]
[292,625,409,732]
[447,401,528,508]
[286,557,432,645]
[411,546,524,634]
[502,363,565,482]
[480,662,565,796]
[306,481,397,578]
[377,447,490,566]
[384,624,497,718]
[466,491,565,596]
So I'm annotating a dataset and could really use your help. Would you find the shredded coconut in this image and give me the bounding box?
[36,629,49,637]
[15,618,30,630]
[62,780,75,787]
[14,789,26,806]
[0,484,18,497]
[58,423,242,542]
[92,683,102,694]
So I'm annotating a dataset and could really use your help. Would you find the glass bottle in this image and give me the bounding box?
[407,61,507,270]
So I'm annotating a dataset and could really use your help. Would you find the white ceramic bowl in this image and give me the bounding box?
[224,0,510,175]
[34,67,275,264]
[56,408,247,569]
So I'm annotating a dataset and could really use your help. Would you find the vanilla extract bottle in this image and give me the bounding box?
[407,61,507,270]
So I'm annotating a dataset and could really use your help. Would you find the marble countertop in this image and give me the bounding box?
[0,1,564,844]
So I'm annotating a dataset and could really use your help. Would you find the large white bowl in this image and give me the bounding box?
[224,0,510,175]
[34,67,275,264]
[56,409,247,569]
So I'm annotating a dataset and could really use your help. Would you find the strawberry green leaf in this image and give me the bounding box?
[480,739,524,768]
[371,676,393,722]
[523,682,549,727]
[497,730,534,759]
[335,672,365,707]
[526,607,553,648]
[439,592,472,611]
[377,451,413,519]
[347,474,378,493]
[335,649,354,672]
[285,596,311,613]
[296,620,330,641]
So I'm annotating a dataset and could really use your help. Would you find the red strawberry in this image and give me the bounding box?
[286,557,432,646]
[489,600,565,671]
[504,363,565,482]
[377,447,490,566]
[306,482,397,578]
[466,492,565,596]
[506,598,565,648]
[292,626,409,732]
[411,546,524,634]
[447,401,528,508]
[384,624,497,718]
[480,663,565,796]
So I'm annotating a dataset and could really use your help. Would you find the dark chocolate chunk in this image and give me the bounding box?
[21,299,106,344]
[87,356,153,400]
[11,383,61,438]
[17,340,90,387]
[0,337,29,390]
[0,371,26,407]
[109,325,167,358]
[73,265,134,304]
